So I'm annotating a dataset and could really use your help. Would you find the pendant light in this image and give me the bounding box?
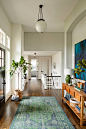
[35,5,47,33]
[34,53,36,58]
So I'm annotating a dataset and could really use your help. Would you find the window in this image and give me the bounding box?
[31,59,36,70]
[0,28,5,46]
[0,32,3,44]
[6,36,10,49]
[0,49,5,68]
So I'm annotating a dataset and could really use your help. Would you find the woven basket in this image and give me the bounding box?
[70,98,79,107]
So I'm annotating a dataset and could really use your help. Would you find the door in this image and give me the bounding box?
[42,59,49,75]
[0,48,5,108]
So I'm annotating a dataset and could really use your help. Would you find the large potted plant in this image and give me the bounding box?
[8,56,31,99]
[74,59,86,93]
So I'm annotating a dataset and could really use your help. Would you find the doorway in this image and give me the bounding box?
[31,59,38,79]
[42,59,49,75]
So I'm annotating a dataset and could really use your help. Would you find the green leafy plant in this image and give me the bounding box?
[74,59,86,81]
[8,56,31,90]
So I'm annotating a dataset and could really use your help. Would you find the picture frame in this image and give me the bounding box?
[53,62,56,69]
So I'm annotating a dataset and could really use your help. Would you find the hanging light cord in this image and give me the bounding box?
[38,5,43,20]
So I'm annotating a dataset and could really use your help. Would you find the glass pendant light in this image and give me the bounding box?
[35,5,47,33]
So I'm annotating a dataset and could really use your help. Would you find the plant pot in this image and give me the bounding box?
[65,75,71,84]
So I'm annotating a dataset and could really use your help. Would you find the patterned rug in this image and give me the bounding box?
[10,97,75,129]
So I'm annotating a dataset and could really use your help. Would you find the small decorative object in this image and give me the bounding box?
[75,86,80,91]
[65,75,71,84]
[77,82,80,88]
[75,105,81,113]
[65,93,71,101]
[68,83,71,86]
[70,98,80,107]
[80,85,83,89]
[64,68,71,84]
[11,94,19,101]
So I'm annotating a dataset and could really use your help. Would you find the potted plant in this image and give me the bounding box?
[8,56,31,99]
[74,59,86,93]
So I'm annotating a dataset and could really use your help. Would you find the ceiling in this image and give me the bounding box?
[24,51,59,57]
[0,0,79,32]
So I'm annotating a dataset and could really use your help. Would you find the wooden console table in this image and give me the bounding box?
[62,83,86,126]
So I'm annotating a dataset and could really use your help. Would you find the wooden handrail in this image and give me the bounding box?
[47,76,61,77]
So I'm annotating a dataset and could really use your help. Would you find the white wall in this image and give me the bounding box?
[67,32,72,68]
[52,52,61,88]
[0,5,11,37]
[64,0,86,74]
[72,16,86,68]
[28,56,51,79]
[52,52,61,76]
[24,33,64,51]
[21,26,24,56]
[65,0,86,32]
[11,24,24,94]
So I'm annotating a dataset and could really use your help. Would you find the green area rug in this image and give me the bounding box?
[10,97,75,129]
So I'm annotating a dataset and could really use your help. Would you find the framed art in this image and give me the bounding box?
[75,39,86,80]
[53,62,56,69]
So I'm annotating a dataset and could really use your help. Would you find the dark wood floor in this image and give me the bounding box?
[0,79,86,129]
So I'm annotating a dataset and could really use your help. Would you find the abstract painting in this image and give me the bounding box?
[75,39,86,80]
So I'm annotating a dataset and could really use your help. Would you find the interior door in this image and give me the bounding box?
[0,48,5,108]
[42,59,49,75]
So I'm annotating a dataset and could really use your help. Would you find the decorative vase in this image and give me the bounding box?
[65,75,71,84]
[84,82,86,94]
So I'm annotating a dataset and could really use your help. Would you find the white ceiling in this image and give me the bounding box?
[24,51,59,57]
[0,0,79,32]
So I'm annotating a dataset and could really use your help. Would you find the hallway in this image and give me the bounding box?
[0,79,85,129]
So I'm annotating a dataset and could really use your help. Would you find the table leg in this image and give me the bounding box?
[80,96,84,126]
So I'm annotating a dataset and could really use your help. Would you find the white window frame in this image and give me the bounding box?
[0,27,11,101]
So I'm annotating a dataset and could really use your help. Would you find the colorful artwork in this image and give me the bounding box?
[75,39,86,80]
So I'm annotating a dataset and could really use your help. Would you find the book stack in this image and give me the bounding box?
[75,86,84,91]
[75,86,80,91]
[75,105,81,113]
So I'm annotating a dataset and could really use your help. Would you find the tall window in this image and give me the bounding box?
[0,28,10,96]
[0,49,5,67]
[0,32,3,44]
[0,28,5,46]
[6,36,10,49]
[31,59,36,70]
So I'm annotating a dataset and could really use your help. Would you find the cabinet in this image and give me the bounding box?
[62,83,86,126]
